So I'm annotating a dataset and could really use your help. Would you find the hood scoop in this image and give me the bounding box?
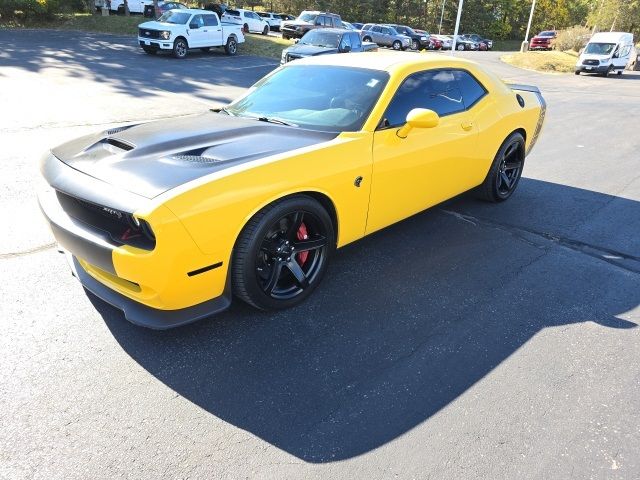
[103,138,135,151]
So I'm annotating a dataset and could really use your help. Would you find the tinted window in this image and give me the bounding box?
[382,70,464,126]
[326,16,334,27]
[339,33,351,50]
[362,24,372,31]
[372,26,381,33]
[203,14,218,26]
[350,32,361,49]
[453,70,486,109]
[315,15,325,25]
[225,9,239,16]
[257,12,269,18]
[190,14,204,27]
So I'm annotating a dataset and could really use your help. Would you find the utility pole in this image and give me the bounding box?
[521,0,536,52]
[438,0,446,34]
[450,0,463,53]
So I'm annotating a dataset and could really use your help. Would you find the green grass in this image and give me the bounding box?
[1,13,291,58]
[501,50,579,73]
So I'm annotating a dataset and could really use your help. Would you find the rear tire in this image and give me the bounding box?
[262,25,269,35]
[172,38,188,59]
[232,196,335,311]
[243,23,249,33]
[476,132,525,203]
[363,36,372,43]
[224,36,238,56]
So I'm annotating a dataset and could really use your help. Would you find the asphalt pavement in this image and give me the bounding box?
[1,29,639,480]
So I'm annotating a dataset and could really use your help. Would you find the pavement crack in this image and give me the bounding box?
[440,209,640,274]
[0,242,56,259]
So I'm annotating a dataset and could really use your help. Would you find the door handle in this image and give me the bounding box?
[461,121,473,131]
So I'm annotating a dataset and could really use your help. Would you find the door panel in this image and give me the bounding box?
[367,112,478,234]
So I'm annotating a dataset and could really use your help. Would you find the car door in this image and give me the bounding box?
[188,14,207,47]
[202,13,222,46]
[367,69,480,234]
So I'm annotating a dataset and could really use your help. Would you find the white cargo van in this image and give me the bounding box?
[575,32,635,76]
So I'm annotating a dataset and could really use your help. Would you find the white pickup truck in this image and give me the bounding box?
[137,9,245,58]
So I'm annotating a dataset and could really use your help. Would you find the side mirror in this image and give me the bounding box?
[189,23,199,29]
[396,108,439,138]
[341,45,351,53]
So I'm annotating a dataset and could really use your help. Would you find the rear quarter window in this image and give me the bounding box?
[453,70,487,109]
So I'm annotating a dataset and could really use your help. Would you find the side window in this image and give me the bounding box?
[372,26,381,33]
[452,70,486,109]
[380,27,389,35]
[190,15,204,27]
[382,70,464,127]
[620,45,631,56]
[339,33,351,50]
[315,15,325,25]
[350,32,361,49]
[203,14,218,26]
[325,16,333,26]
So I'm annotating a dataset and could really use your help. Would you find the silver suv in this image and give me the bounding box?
[361,24,411,50]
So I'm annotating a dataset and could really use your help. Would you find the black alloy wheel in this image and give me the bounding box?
[232,196,334,310]
[477,132,525,202]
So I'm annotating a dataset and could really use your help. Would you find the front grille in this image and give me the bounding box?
[56,191,156,250]
[139,28,161,39]
[583,59,599,66]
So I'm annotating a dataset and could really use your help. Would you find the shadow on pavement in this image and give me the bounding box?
[0,29,278,104]
[93,180,638,463]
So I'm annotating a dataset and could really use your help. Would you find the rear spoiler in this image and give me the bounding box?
[507,83,541,94]
[506,84,546,154]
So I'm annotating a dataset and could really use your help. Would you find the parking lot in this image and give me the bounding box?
[1,29,639,479]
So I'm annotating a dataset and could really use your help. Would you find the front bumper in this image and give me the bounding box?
[281,26,306,38]
[575,64,609,73]
[138,38,173,50]
[70,254,231,329]
[38,154,232,328]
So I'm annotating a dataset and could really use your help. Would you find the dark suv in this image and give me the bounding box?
[281,11,343,40]
[386,24,430,50]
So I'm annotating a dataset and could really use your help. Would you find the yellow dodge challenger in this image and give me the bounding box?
[38,53,546,329]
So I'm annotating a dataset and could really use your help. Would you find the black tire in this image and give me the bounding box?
[574,70,580,75]
[200,47,211,52]
[262,25,269,35]
[617,70,623,76]
[243,23,249,33]
[411,40,418,50]
[142,46,157,54]
[602,65,613,77]
[476,132,525,202]
[363,36,372,43]
[282,33,290,40]
[224,36,238,55]
[232,196,335,311]
[457,43,465,51]
[172,37,188,59]
[392,40,402,50]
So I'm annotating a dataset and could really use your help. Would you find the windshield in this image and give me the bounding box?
[157,11,190,24]
[225,66,389,132]
[299,13,317,22]
[584,42,616,55]
[400,26,415,35]
[299,30,341,47]
[539,31,555,37]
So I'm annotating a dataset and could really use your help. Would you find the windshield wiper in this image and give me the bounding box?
[255,116,298,127]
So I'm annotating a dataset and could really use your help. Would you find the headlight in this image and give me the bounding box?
[160,31,171,40]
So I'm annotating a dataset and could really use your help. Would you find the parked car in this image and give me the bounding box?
[281,11,343,40]
[386,24,430,50]
[530,30,557,50]
[414,29,443,50]
[464,33,493,49]
[431,34,453,50]
[341,21,358,31]
[575,31,635,76]
[278,13,296,21]
[143,1,187,18]
[137,9,244,58]
[281,28,377,64]
[361,24,411,50]
[222,8,270,35]
[38,54,546,328]
[452,35,479,51]
[108,0,147,14]
[351,22,364,30]
[257,11,281,31]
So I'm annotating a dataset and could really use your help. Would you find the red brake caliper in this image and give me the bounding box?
[296,223,309,266]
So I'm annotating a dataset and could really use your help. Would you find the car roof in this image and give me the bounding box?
[288,51,481,73]
[589,32,633,43]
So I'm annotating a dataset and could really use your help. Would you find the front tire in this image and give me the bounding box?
[392,40,402,50]
[232,196,335,311]
[476,132,525,202]
[172,38,188,59]
[262,25,269,35]
[457,43,465,51]
[224,36,238,55]
[411,40,418,50]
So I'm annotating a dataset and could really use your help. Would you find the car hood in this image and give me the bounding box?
[51,113,338,199]
[138,20,173,30]
[286,44,339,55]
[283,20,312,27]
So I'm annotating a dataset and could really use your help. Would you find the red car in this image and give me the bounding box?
[530,30,556,50]
[429,36,443,50]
